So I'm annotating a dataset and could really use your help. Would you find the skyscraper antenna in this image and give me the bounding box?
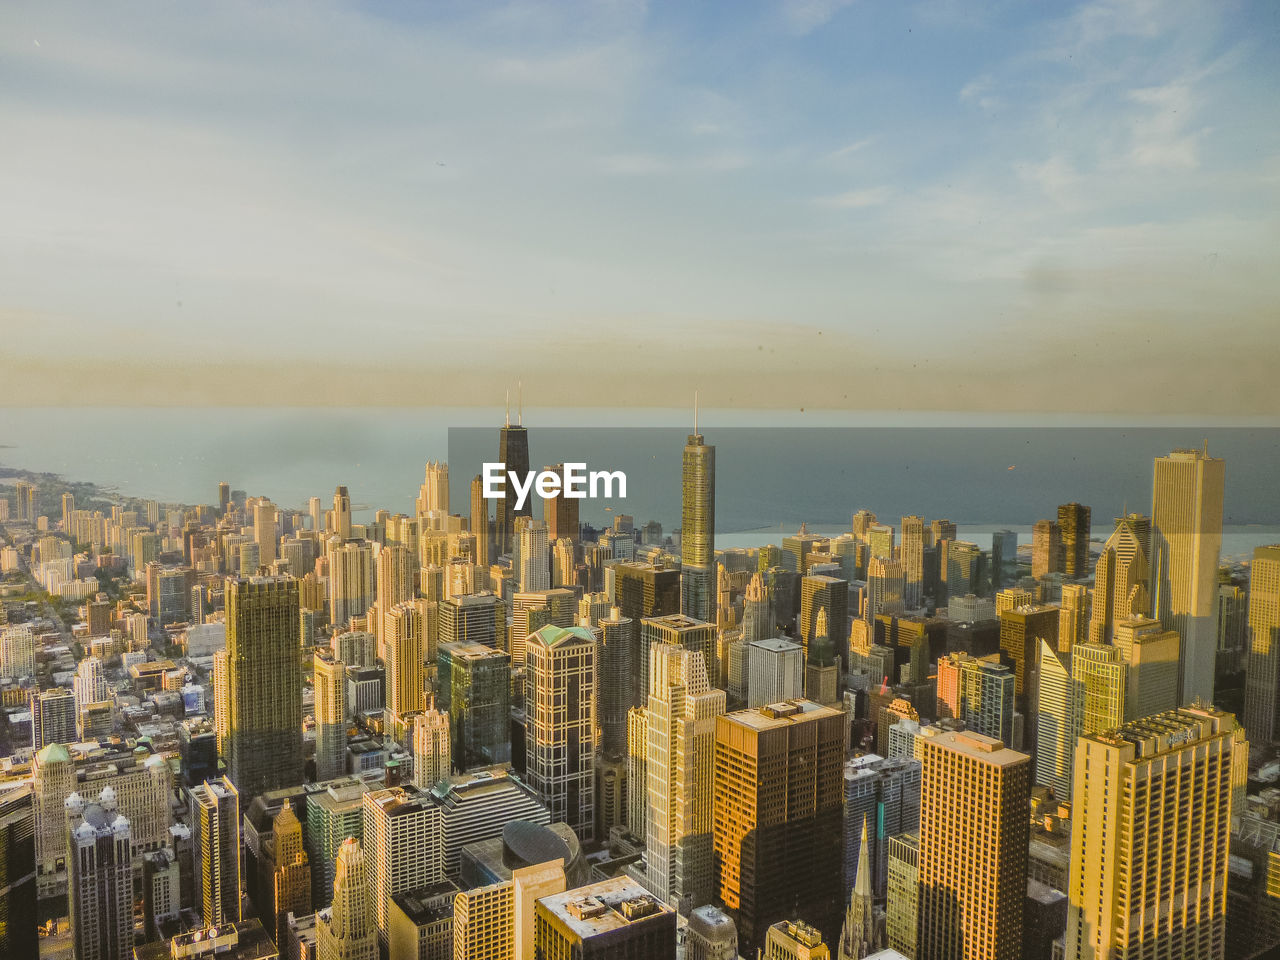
[694,390,699,435]
[519,380,523,427]
[505,389,510,428]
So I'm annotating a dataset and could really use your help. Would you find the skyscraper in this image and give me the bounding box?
[496,416,531,557]
[225,576,303,800]
[470,473,491,568]
[0,783,37,959]
[362,785,443,946]
[1066,706,1242,960]
[517,518,551,592]
[254,499,278,569]
[681,430,716,624]
[917,729,1030,960]
[1243,544,1280,744]
[746,638,804,707]
[1057,502,1091,579]
[597,607,636,756]
[1150,446,1225,704]
[800,574,849,661]
[329,539,374,630]
[1032,519,1063,579]
[66,787,133,960]
[331,486,352,540]
[936,654,1015,748]
[901,515,925,609]
[383,600,425,721]
[269,804,311,949]
[639,614,718,700]
[374,543,415,631]
[438,641,510,771]
[713,700,844,953]
[524,624,597,839]
[411,708,451,790]
[30,686,76,750]
[316,837,378,960]
[416,460,449,517]
[533,876,677,958]
[314,649,348,784]
[190,777,241,926]
[544,461,580,544]
[641,642,725,911]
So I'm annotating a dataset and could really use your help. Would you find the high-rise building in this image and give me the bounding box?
[901,516,925,609]
[226,576,303,800]
[416,460,449,517]
[1032,519,1063,579]
[30,686,76,750]
[936,653,1015,746]
[685,904,739,960]
[596,607,637,758]
[1066,706,1242,960]
[14,481,36,523]
[865,557,905,622]
[255,499,278,569]
[363,785,443,946]
[998,603,1059,696]
[269,804,311,949]
[384,601,425,721]
[330,486,352,540]
[0,783,38,959]
[190,777,242,926]
[316,837,378,960]
[713,700,845,953]
[1113,616,1181,721]
[640,642,725,911]
[314,649,348,784]
[470,474,491,569]
[524,624,596,839]
[0,624,35,679]
[438,641,510,771]
[496,418,531,557]
[800,574,849,661]
[533,876,677,958]
[453,859,566,960]
[1058,582,1090,651]
[763,920,831,959]
[329,539,374,630]
[885,832,919,958]
[1034,639,1074,797]
[615,561,682,624]
[1057,503,1091,579]
[66,787,133,960]
[916,729,1030,960]
[681,431,716,624]
[1088,514,1152,644]
[438,592,504,650]
[1244,544,1280,745]
[375,543,415,628]
[411,708,451,790]
[805,608,840,706]
[517,519,551,593]
[746,638,804,707]
[544,462,580,544]
[842,753,921,903]
[306,777,373,910]
[1150,447,1225,704]
[639,614,718,700]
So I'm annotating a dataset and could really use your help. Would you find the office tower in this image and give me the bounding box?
[254,499,278,568]
[496,416,531,557]
[867,523,895,560]
[958,659,1015,745]
[190,777,241,925]
[598,608,635,755]
[416,460,449,517]
[930,518,957,544]
[226,576,303,801]
[306,494,322,532]
[438,641,510,771]
[842,754,922,903]
[682,429,717,624]
[885,833,919,958]
[800,574,849,657]
[1113,617,1181,720]
[74,656,111,740]
[314,649,348,783]
[270,805,311,948]
[1244,545,1280,744]
[331,486,352,539]
[1059,582,1090,650]
[329,539,374,629]
[900,516,925,608]
[1089,514,1152,644]
[639,643,725,911]
[865,557,905,622]
[384,601,424,721]
[14,480,36,522]
[544,463,580,544]
[0,624,35,679]
[917,730,1030,960]
[615,561,681,621]
[999,603,1059,696]
[763,920,831,959]
[746,638,804,707]
[1057,503,1091,578]
[31,686,76,750]
[806,608,840,706]
[217,481,231,515]
[1032,519,1063,579]
[783,524,828,575]
[517,519,551,592]
[1034,640,1073,797]
[437,592,504,650]
[363,785,443,945]
[411,708,451,790]
[1066,706,1241,960]
[467,474,489,570]
[1150,447,1225,704]
[0,783,37,958]
[639,614,718,700]
[850,510,877,541]
[375,542,415,626]
[66,787,133,960]
[838,818,884,960]
[306,778,373,909]
[317,837,378,960]
[534,876,677,957]
[524,624,596,839]
[453,859,566,960]
[436,770,551,880]
[713,700,845,953]
[686,904,738,960]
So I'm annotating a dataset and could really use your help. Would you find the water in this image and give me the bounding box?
[1,408,1277,556]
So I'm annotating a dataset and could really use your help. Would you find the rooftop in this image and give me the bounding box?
[537,876,674,939]
[727,698,842,730]
[917,729,1028,768]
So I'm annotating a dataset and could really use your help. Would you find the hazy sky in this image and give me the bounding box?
[2,0,1278,412]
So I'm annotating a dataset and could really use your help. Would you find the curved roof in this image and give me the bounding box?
[503,820,571,869]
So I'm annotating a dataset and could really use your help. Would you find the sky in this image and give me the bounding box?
[1,0,1278,413]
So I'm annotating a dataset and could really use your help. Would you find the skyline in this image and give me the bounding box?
[3,0,1279,411]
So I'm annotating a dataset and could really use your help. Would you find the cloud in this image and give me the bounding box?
[819,187,892,209]
[779,0,858,35]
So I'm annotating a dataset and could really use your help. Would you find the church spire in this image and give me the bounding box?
[838,815,883,960]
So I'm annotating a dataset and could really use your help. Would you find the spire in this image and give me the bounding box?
[518,380,523,426]
[838,814,882,960]
[854,814,871,897]
[694,389,699,435]
[816,607,829,641]
[505,389,510,428]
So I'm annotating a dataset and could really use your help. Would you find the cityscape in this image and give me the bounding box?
[3,1,1279,959]
[0,427,1277,960]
